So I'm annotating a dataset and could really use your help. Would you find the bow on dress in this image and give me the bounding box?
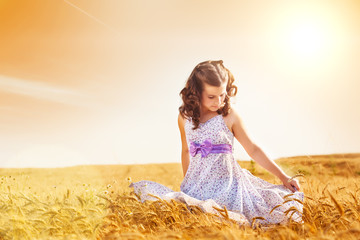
[189,138,214,158]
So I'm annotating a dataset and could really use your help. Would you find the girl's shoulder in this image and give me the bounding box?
[223,108,237,134]
[223,107,245,134]
[178,112,189,120]
[178,113,190,127]
[223,107,237,123]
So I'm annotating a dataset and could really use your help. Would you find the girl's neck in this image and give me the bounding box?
[199,107,219,119]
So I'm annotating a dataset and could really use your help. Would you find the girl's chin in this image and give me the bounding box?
[210,106,220,111]
[201,105,221,112]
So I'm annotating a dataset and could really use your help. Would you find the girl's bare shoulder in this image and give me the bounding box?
[223,108,240,134]
[178,113,189,126]
[224,107,239,122]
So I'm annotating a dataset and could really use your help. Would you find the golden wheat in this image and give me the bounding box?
[0,154,360,239]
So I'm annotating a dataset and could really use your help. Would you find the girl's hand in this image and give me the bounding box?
[281,175,301,192]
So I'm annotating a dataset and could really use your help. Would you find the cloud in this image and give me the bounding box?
[0,74,101,109]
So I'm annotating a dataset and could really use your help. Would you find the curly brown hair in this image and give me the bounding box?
[179,60,238,130]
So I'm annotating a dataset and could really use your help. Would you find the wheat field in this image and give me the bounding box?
[0,153,360,239]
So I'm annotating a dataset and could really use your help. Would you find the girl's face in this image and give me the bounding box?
[200,82,227,113]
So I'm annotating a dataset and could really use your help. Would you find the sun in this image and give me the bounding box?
[263,4,349,87]
[266,8,346,73]
[286,20,328,59]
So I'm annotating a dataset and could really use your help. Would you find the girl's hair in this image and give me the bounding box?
[179,60,238,130]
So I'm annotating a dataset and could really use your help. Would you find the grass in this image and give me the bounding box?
[0,153,360,239]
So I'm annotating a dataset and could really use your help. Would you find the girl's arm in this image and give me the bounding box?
[230,109,300,192]
[178,113,190,176]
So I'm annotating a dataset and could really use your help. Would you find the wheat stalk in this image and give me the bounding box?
[328,191,344,216]
[287,173,304,183]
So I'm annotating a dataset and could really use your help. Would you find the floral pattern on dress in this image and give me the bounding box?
[130,114,304,226]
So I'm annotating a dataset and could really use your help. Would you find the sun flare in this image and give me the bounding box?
[266,5,349,76]
[286,21,328,58]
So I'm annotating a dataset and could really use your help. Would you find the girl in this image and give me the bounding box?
[130,60,304,226]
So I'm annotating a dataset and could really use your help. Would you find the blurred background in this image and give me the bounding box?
[0,0,359,168]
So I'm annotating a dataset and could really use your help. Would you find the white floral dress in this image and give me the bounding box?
[130,114,304,226]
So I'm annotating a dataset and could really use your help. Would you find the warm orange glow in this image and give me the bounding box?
[0,0,359,167]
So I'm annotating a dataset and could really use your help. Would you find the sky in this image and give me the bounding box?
[0,0,359,168]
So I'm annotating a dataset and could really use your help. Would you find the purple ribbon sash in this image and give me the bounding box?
[189,138,232,158]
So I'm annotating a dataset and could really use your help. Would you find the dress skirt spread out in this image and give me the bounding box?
[130,114,304,226]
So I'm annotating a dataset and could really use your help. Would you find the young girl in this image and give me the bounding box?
[130,60,304,226]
